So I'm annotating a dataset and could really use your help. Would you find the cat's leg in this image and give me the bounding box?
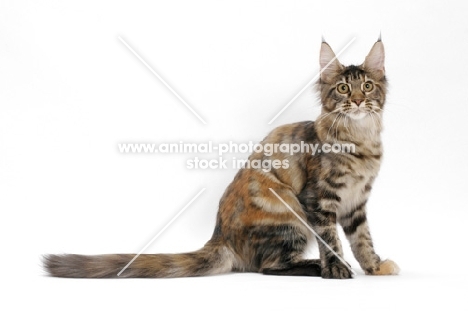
[298,180,352,279]
[339,205,399,275]
[310,201,352,279]
[244,222,311,274]
[227,169,319,275]
[262,259,321,276]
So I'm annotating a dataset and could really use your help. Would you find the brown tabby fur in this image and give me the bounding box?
[44,38,399,279]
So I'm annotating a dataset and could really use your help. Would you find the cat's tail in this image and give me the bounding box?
[43,240,235,278]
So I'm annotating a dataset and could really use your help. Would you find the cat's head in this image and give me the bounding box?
[318,39,386,121]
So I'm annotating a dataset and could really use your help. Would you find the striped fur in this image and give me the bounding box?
[44,39,399,279]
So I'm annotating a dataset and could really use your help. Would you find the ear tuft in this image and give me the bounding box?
[320,42,343,82]
[363,40,385,78]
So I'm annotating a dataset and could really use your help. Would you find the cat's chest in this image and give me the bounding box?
[326,155,380,211]
[337,174,373,208]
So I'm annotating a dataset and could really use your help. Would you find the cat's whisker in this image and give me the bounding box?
[373,106,398,116]
[334,115,341,141]
[344,115,351,135]
[317,108,342,125]
[371,111,383,128]
[331,115,341,141]
[373,106,387,114]
[326,114,336,140]
[368,112,378,134]
[336,115,344,141]
[327,113,342,141]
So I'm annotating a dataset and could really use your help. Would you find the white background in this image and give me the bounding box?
[1,0,467,310]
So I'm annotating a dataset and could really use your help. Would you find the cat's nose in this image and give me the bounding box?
[352,99,364,106]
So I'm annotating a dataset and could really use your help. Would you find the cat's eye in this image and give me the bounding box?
[363,81,374,92]
[337,83,349,94]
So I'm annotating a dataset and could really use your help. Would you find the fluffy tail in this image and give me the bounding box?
[43,241,234,278]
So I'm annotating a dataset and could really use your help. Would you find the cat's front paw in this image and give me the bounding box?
[321,262,352,279]
[366,259,400,276]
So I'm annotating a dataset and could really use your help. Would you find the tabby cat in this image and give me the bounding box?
[44,38,399,279]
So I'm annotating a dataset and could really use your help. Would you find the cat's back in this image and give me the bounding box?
[260,121,318,146]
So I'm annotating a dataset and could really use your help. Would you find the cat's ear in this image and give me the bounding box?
[320,42,343,83]
[363,40,385,79]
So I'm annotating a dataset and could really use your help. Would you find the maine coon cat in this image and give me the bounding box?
[44,38,399,279]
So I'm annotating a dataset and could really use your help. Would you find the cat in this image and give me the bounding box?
[44,38,399,279]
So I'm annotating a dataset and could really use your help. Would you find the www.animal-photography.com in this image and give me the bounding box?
[1,1,467,310]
